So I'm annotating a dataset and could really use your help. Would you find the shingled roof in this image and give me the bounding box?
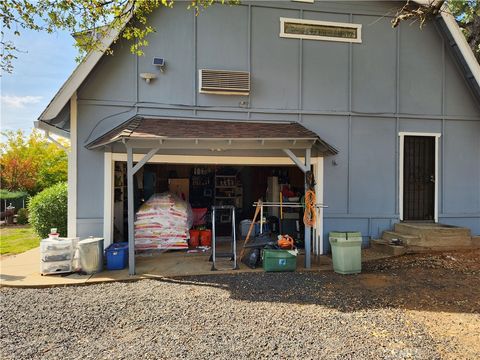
[85,117,338,155]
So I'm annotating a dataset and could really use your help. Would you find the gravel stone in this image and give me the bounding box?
[1,250,479,359]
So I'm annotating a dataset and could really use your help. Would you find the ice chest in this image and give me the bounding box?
[262,249,297,272]
[105,242,128,270]
[329,231,362,275]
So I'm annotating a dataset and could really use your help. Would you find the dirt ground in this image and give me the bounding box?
[361,249,480,360]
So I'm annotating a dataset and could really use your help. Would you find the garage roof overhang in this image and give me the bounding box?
[85,117,338,156]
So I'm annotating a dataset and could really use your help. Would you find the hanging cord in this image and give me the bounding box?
[303,170,316,227]
[303,189,316,227]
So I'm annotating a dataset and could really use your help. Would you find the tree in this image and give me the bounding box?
[1,1,478,74]
[392,0,480,62]
[0,0,238,74]
[0,129,68,194]
[448,0,480,60]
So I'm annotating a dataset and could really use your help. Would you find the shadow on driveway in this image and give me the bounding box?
[155,251,480,314]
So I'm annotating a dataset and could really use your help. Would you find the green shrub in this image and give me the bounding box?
[16,208,29,225]
[28,182,68,238]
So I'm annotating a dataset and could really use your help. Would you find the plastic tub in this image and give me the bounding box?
[189,230,200,247]
[254,222,269,235]
[105,242,128,270]
[329,231,362,275]
[240,219,253,237]
[262,249,297,272]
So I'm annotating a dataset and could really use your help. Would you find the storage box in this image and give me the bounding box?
[168,178,189,201]
[329,231,362,275]
[40,237,77,275]
[262,249,297,272]
[105,242,128,270]
[240,220,270,238]
[40,260,72,275]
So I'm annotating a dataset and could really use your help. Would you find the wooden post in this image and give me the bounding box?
[126,145,135,275]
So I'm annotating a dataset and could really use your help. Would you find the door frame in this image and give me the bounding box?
[398,132,441,223]
[103,153,325,254]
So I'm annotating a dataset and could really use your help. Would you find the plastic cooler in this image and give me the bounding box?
[262,249,297,272]
[105,242,128,270]
[329,232,362,274]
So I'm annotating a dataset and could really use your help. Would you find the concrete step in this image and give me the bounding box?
[471,236,480,248]
[382,231,420,246]
[370,239,406,256]
[393,223,472,247]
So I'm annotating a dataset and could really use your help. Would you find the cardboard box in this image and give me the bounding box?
[168,178,189,202]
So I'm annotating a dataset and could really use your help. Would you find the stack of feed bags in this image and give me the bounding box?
[134,192,193,250]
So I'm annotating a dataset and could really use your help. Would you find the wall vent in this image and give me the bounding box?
[199,69,250,95]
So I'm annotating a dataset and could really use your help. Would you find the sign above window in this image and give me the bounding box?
[280,17,362,43]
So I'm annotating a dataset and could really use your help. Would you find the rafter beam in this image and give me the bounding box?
[283,148,309,173]
[132,147,160,175]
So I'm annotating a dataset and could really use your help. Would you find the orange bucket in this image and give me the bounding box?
[199,229,212,247]
[189,230,200,248]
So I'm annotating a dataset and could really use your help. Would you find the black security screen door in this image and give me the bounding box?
[403,136,435,221]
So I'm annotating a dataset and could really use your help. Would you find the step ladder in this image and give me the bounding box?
[210,205,238,271]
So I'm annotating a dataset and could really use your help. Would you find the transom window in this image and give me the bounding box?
[280,17,362,43]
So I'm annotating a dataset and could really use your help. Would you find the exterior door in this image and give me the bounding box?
[403,136,435,221]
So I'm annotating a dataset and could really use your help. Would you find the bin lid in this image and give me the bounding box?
[79,237,104,244]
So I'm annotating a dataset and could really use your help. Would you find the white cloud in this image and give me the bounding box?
[1,95,43,108]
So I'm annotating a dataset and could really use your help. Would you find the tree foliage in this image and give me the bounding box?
[449,0,480,60]
[1,0,238,74]
[28,182,67,238]
[392,0,480,62]
[1,1,478,74]
[0,130,68,194]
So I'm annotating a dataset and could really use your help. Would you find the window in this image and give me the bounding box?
[280,17,362,43]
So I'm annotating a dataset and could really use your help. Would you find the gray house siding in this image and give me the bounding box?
[73,1,480,248]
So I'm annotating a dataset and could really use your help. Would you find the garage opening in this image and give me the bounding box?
[113,162,307,251]
[89,117,337,274]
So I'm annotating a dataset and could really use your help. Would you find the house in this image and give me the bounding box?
[35,1,480,275]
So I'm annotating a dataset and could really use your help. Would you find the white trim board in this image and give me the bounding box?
[103,152,114,247]
[280,17,362,43]
[398,132,441,223]
[104,154,323,249]
[313,158,324,255]
[67,93,78,237]
[111,153,320,165]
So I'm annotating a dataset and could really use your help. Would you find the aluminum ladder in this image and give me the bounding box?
[210,205,238,271]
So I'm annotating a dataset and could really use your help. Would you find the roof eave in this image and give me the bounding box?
[34,120,70,139]
[38,15,132,122]
[87,136,320,151]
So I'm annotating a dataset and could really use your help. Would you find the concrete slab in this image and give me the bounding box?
[0,246,388,288]
[0,248,91,287]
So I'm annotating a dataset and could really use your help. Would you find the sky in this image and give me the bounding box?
[1,29,78,134]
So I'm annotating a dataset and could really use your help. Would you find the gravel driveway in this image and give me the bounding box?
[1,250,479,360]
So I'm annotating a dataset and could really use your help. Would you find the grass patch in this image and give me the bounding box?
[0,226,40,255]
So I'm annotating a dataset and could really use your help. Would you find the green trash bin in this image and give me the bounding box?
[329,231,362,274]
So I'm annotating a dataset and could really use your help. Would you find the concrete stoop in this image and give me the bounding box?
[370,239,406,256]
[371,223,476,256]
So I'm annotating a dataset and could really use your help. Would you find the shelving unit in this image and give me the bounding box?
[189,167,214,209]
[214,174,243,219]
